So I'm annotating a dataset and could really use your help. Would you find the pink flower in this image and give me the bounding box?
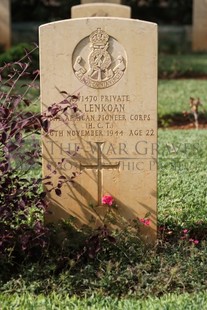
[139,218,151,226]
[102,195,114,206]
[189,238,199,245]
[193,240,199,245]
[183,229,188,234]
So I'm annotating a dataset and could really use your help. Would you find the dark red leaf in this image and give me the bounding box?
[42,119,49,132]
[7,143,18,152]
[33,69,40,75]
[3,108,10,118]
[23,99,31,106]
[40,192,47,199]
[57,182,62,188]
[44,182,53,186]
[60,99,69,105]
[4,81,14,87]
[15,132,22,142]
[55,188,61,196]
[1,131,7,143]
[107,236,116,243]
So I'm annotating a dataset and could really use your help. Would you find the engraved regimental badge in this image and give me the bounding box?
[72,28,127,89]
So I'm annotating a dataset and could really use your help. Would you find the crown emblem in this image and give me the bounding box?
[73,28,126,89]
[89,28,109,46]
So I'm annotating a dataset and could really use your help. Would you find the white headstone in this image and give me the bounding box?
[40,18,157,241]
[81,0,122,3]
[0,0,11,50]
[71,3,131,18]
[192,0,207,51]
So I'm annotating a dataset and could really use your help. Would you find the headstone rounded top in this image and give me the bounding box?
[81,0,122,4]
[71,3,131,18]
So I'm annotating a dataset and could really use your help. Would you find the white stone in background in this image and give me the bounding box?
[71,3,131,18]
[81,0,122,4]
[0,0,11,50]
[192,0,207,51]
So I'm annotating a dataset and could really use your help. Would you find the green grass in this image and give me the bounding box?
[1,130,207,304]
[1,291,207,310]
[159,53,207,78]
[1,63,207,307]
[158,129,207,227]
[0,43,39,75]
[158,79,207,126]
[158,79,207,116]
[1,80,40,114]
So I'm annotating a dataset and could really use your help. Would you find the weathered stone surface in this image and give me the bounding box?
[192,0,207,51]
[39,18,157,241]
[81,0,121,4]
[0,0,11,50]
[71,4,131,18]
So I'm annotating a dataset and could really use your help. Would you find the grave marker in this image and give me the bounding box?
[0,0,11,50]
[40,18,157,241]
[71,3,131,18]
[192,0,207,51]
[81,0,122,4]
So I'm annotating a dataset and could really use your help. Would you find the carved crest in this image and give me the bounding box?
[72,28,127,89]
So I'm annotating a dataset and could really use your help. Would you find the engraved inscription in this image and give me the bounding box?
[47,93,155,173]
[49,93,154,138]
[72,28,127,89]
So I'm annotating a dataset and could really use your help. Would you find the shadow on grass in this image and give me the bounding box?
[158,112,207,128]
[158,220,207,244]
[2,219,207,298]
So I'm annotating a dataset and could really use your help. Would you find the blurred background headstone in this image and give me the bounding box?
[0,0,11,51]
[192,0,207,51]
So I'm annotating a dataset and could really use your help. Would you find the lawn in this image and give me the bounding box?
[158,129,207,227]
[1,49,207,308]
[1,128,207,309]
[158,79,207,120]
[159,53,207,78]
[1,291,207,309]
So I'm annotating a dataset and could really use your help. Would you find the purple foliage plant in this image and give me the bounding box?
[0,45,79,265]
